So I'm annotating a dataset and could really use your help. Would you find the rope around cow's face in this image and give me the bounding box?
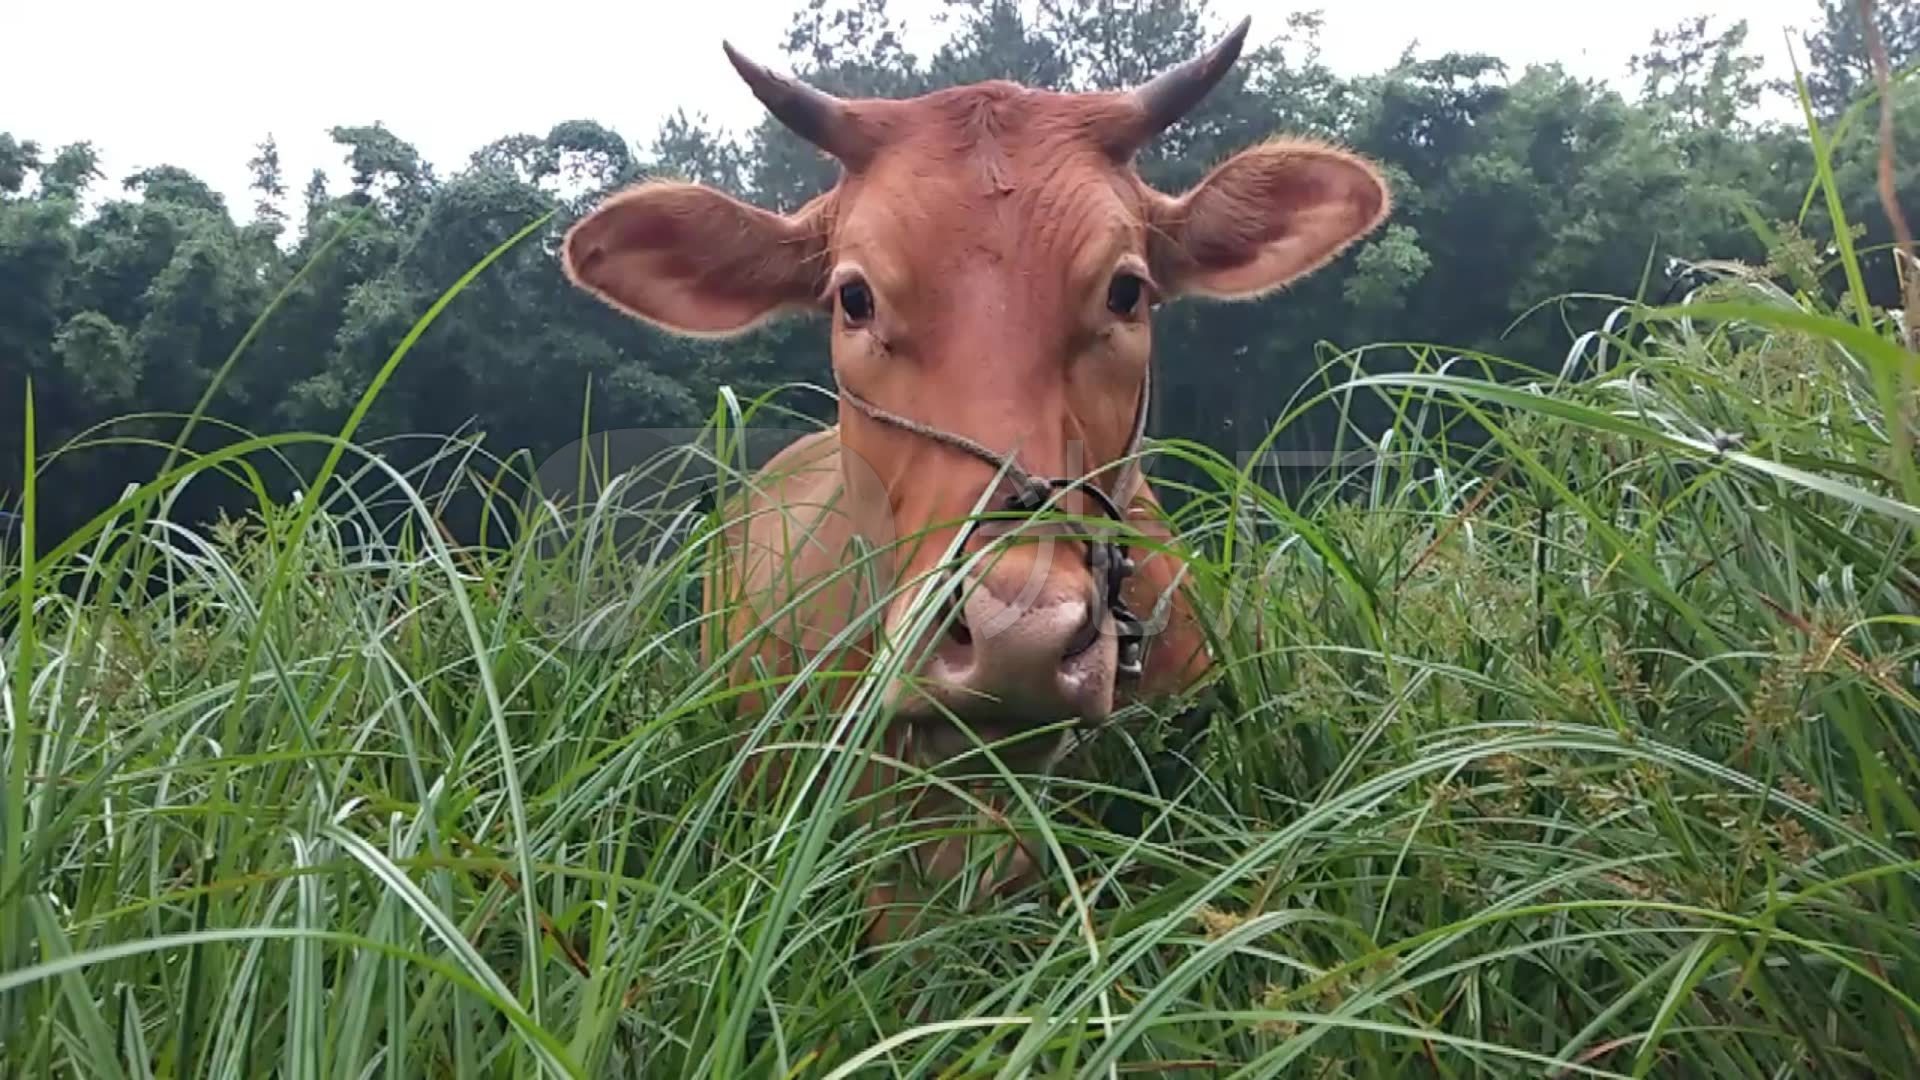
[834,362,1153,679]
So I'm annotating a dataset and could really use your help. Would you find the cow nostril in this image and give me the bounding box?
[941,595,973,648]
[1060,604,1100,660]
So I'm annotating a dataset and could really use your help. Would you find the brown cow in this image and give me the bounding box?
[561,16,1391,946]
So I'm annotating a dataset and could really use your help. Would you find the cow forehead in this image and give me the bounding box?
[829,89,1151,287]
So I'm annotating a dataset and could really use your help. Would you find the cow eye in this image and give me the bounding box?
[1106,272,1145,316]
[838,280,874,326]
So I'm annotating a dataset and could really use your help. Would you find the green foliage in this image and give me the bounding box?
[1804,0,1920,119]
[0,134,40,195]
[1342,223,1430,314]
[122,166,229,217]
[1632,15,1782,133]
[36,144,102,205]
[51,312,134,404]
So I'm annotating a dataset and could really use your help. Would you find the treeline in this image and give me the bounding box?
[2,0,1916,543]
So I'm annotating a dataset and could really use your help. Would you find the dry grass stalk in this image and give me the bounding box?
[1858,0,1920,351]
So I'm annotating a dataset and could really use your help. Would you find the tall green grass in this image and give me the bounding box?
[5,122,1920,1080]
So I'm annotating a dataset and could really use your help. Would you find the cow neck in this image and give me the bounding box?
[832,362,1154,679]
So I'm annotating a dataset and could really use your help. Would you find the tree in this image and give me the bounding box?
[782,0,918,89]
[1803,0,1920,119]
[302,168,331,228]
[38,143,103,203]
[0,134,41,196]
[247,135,288,237]
[1034,0,1212,91]
[53,311,135,404]
[1631,16,1780,134]
[545,120,637,195]
[124,166,229,215]
[649,112,749,195]
[928,0,1068,89]
[328,123,434,219]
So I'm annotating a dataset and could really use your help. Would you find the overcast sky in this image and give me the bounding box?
[7,0,1824,220]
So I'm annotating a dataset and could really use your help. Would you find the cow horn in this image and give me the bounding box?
[1124,15,1251,147]
[721,41,876,166]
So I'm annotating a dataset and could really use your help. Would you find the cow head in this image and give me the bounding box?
[562,17,1389,755]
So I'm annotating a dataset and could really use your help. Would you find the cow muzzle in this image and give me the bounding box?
[888,529,1121,762]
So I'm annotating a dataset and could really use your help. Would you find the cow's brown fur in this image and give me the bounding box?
[561,28,1391,948]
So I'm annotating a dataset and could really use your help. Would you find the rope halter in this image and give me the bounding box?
[834,362,1153,680]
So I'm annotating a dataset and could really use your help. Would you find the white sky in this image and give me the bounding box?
[6,0,1825,221]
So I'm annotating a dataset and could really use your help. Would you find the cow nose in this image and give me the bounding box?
[928,575,1107,719]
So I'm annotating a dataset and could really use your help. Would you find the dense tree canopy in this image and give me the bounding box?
[2,0,1916,542]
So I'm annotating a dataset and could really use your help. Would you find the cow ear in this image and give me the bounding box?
[1149,138,1389,301]
[562,181,830,337]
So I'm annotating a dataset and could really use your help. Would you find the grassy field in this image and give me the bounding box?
[6,148,1920,1078]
